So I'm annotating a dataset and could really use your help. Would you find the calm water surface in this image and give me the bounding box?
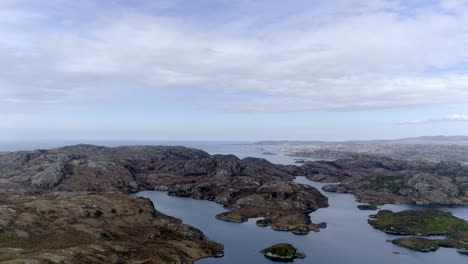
[8,141,467,263]
[139,177,467,264]
[137,142,468,264]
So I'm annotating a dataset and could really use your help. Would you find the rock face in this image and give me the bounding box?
[368,209,468,255]
[299,155,468,205]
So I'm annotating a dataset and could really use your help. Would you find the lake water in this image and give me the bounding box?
[137,142,468,264]
[5,141,467,263]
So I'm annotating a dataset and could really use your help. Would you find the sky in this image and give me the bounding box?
[1,0,468,141]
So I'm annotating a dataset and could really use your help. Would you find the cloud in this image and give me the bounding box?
[2,0,468,113]
[400,114,468,124]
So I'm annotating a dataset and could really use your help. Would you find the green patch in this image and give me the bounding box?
[261,243,297,256]
[369,210,460,235]
[368,176,409,195]
[392,237,468,253]
[453,222,468,242]
[370,210,468,255]
[391,237,440,252]
[0,229,94,258]
[460,184,468,195]
[260,243,305,260]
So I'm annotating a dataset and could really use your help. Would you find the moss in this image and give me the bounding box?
[260,243,305,260]
[392,237,468,254]
[371,210,468,255]
[391,237,440,252]
[261,243,296,256]
[369,210,460,235]
[0,230,94,250]
[215,211,247,223]
[368,176,409,195]
[453,221,468,242]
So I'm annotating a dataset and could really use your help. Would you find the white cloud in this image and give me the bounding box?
[401,114,468,124]
[1,0,468,113]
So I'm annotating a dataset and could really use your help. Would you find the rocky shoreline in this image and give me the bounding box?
[299,155,468,205]
[0,144,328,263]
[1,144,468,262]
[368,210,468,255]
[260,243,305,261]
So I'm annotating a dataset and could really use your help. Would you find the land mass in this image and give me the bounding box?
[0,144,328,263]
[260,243,305,261]
[1,143,468,262]
[261,136,468,163]
[300,155,468,205]
[368,210,468,255]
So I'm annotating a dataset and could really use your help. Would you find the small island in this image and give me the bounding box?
[369,210,468,255]
[357,204,379,210]
[261,243,305,261]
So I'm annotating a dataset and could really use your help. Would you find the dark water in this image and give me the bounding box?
[139,177,467,264]
[136,142,468,264]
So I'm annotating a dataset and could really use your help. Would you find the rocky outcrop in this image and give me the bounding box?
[260,243,305,261]
[0,191,222,263]
[0,145,329,238]
[369,210,468,255]
[300,155,468,205]
[280,137,468,163]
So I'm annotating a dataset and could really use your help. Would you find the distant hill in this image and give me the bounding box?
[257,136,468,146]
[259,136,468,163]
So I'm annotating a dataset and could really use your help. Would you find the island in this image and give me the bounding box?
[357,204,379,210]
[368,210,468,254]
[260,243,305,261]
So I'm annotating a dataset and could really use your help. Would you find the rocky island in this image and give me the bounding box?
[357,204,379,210]
[260,243,305,261]
[368,210,468,254]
